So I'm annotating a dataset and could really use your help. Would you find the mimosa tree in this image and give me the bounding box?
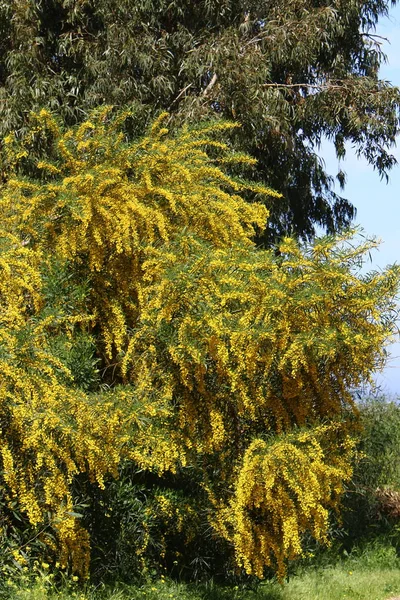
[0,108,398,579]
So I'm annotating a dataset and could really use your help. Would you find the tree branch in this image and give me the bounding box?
[262,79,387,95]
[262,81,343,91]
[361,32,389,44]
[168,83,193,109]
[203,73,218,97]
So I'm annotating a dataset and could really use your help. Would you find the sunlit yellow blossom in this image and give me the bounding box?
[0,108,398,580]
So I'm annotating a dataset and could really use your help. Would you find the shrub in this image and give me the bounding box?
[0,108,398,581]
[338,397,400,550]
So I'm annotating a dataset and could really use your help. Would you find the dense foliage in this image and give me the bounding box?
[0,109,399,581]
[1,0,400,240]
[340,397,400,549]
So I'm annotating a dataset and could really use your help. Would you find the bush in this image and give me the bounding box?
[339,396,400,549]
[0,107,399,582]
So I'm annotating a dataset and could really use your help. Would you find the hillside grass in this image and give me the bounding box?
[2,540,400,600]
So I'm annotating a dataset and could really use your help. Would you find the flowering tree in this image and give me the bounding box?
[0,108,398,579]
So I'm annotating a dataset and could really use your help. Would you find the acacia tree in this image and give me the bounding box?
[1,0,400,240]
[0,109,398,579]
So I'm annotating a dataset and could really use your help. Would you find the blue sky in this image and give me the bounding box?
[320,4,400,396]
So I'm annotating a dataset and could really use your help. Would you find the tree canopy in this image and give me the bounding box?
[1,0,400,240]
[0,109,398,579]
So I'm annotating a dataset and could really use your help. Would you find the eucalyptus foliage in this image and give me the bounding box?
[1,0,400,239]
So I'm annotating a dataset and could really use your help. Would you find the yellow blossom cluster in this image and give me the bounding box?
[128,233,398,454]
[2,108,278,364]
[0,231,175,575]
[213,425,356,581]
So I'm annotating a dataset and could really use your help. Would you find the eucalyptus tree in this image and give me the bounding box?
[1,0,399,239]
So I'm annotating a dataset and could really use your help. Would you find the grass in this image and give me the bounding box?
[276,565,400,600]
[2,541,400,600]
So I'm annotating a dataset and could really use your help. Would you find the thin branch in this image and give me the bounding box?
[18,523,52,551]
[202,73,218,97]
[168,83,193,109]
[361,32,389,43]
[262,80,387,95]
[262,81,344,91]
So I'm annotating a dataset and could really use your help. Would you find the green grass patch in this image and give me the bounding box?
[2,542,400,600]
[279,565,400,600]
